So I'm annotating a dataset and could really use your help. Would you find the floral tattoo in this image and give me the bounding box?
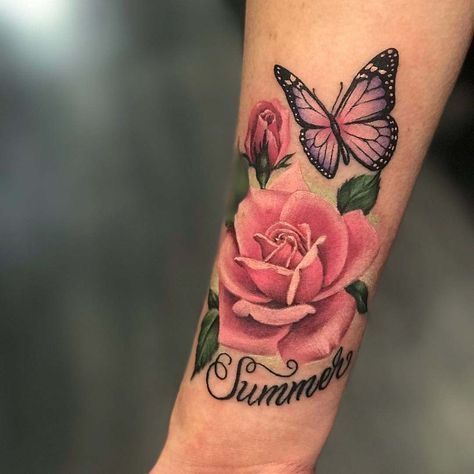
[191,50,399,405]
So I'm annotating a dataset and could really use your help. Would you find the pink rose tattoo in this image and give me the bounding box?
[217,164,379,363]
[192,51,398,405]
[243,100,293,188]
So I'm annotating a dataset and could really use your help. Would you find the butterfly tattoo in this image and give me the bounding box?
[274,49,399,179]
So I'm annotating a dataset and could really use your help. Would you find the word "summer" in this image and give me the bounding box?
[206,347,353,406]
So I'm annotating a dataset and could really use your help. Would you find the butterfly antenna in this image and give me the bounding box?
[331,82,344,114]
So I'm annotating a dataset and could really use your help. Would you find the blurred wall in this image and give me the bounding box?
[0,1,472,473]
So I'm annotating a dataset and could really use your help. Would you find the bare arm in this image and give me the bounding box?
[154,1,472,472]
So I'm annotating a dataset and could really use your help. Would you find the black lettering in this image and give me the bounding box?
[205,347,353,406]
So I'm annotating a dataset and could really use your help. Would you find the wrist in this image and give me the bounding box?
[154,444,315,474]
[151,391,321,474]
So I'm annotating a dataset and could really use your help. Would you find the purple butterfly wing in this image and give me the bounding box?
[274,65,339,177]
[336,49,399,171]
[300,128,340,178]
[340,117,398,172]
[274,65,331,128]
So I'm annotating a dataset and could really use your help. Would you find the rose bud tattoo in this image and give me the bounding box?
[242,99,293,188]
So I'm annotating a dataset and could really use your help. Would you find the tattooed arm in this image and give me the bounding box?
[154,1,472,473]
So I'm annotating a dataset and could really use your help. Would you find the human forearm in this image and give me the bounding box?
[154,1,472,472]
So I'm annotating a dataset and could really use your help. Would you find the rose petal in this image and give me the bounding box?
[278,291,356,363]
[235,188,288,259]
[280,191,349,286]
[218,284,290,356]
[298,223,312,250]
[342,210,379,277]
[266,111,282,150]
[233,299,315,326]
[264,241,301,268]
[254,115,269,153]
[266,130,280,167]
[265,221,305,242]
[269,160,309,193]
[217,231,271,304]
[255,232,304,268]
[276,104,290,161]
[287,240,324,305]
[234,257,292,304]
[262,221,307,268]
[313,210,378,302]
[253,233,278,258]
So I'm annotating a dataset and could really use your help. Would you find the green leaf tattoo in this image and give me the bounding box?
[273,153,294,170]
[192,308,219,378]
[337,173,380,215]
[207,288,219,310]
[255,149,271,189]
[345,280,369,314]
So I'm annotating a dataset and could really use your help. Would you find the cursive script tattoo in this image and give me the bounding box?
[206,347,353,406]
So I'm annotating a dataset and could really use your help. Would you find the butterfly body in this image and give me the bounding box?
[327,113,350,164]
[275,49,399,178]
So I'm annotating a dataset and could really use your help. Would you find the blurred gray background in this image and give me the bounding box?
[0,1,472,473]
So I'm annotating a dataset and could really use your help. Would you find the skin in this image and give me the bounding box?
[153,1,473,472]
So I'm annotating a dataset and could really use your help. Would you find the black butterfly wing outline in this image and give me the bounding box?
[335,48,399,172]
[274,65,332,128]
[274,49,399,178]
[274,65,342,178]
[299,128,341,179]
